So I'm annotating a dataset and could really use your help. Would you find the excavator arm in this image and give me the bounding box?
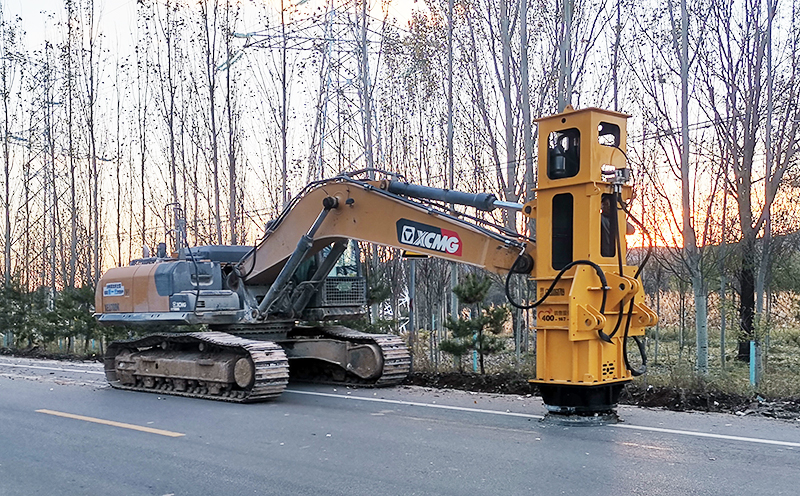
[240,175,533,286]
[235,174,534,321]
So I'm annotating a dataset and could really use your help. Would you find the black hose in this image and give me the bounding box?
[505,258,614,343]
[614,195,652,375]
[621,296,648,376]
[616,195,653,279]
[233,176,334,281]
[180,237,202,317]
[605,191,626,340]
[234,244,258,280]
[505,257,610,325]
[613,192,624,276]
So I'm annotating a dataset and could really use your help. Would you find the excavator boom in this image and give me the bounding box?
[240,176,533,288]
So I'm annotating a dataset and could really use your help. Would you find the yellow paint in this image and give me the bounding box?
[522,107,657,387]
[95,262,169,314]
[36,409,185,438]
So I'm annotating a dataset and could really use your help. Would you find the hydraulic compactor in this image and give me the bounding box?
[520,107,657,414]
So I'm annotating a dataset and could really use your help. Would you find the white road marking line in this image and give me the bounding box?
[0,363,104,375]
[285,389,800,448]
[284,389,545,419]
[610,423,800,448]
[36,409,185,437]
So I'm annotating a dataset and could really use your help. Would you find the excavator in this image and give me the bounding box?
[95,107,656,414]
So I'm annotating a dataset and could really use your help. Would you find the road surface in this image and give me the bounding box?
[1,356,798,495]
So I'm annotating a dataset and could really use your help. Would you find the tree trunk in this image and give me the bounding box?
[225,1,238,245]
[67,0,77,288]
[499,0,518,230]
[201,0,223,245]
[1,31,11,285]
[692,271,708,373]
[676,0,708,374]
[737,237,756,361]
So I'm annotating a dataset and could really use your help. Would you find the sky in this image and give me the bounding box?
[0,0,430,257]
[3,0,423,51]
[6,0,135,42]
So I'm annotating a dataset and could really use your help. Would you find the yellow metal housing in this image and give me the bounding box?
[522,107,657,411]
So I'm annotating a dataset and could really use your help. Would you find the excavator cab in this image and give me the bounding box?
[290,240,367,321]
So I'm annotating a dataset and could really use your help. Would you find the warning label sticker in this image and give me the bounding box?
[103,282,125,297]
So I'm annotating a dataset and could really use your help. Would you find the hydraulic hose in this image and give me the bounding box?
[616,195,653,280]
[505,258,613,342]
[505,258,610,313]
[605,191,626,340]
[180,236,202,317]
[621,296,648,376]
[601,146,651,364]
[615,193,653,375]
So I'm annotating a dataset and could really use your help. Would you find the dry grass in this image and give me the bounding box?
[407,291,800,400]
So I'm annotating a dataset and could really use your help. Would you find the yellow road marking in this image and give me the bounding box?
[36,409,185,438]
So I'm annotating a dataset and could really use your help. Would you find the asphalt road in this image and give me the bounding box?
[1,356,799,496]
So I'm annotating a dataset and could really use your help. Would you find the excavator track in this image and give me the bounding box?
[104,332,289,403]
[286,326,411,387]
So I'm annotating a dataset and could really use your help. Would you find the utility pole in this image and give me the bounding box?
[755,0,775,384]
[447,0,458,321]
[756,0,774,324]
[557,0,573,111]
[520,0,534,365]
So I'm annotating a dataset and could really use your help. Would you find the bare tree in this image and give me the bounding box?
[114,57,124,267]
[76,0,104,285]
[43,39,60,302]
[135,1,155,255]
[0,7,21,285]
[198,0,223,244]
[155,0,184,251]
[63,0,79,288]
[699,0,799,361]
[623,0,713,373]
[223,0,241,245]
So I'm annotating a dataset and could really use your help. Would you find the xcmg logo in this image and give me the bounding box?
[397,219,463,256]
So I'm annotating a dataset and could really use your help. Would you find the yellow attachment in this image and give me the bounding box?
[532,265,655,385]
[522,107,657,397]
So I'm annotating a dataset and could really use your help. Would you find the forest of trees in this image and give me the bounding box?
[0,0,798,378]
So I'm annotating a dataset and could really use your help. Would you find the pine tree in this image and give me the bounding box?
[440,273,509,374]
